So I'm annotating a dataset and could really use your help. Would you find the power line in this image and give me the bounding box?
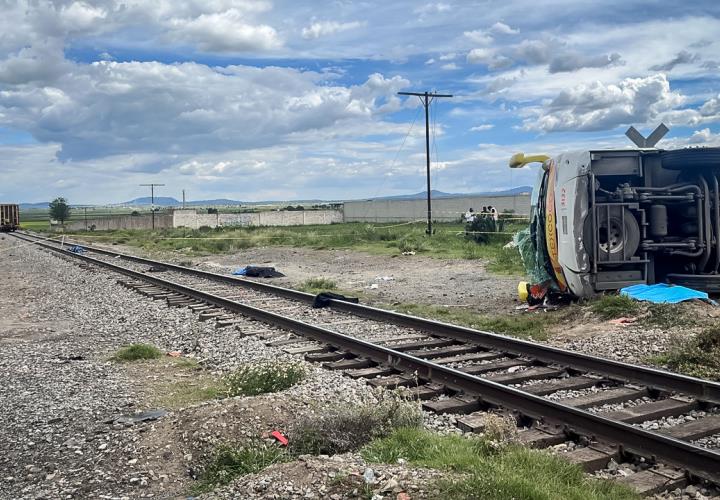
[397,91,452,236]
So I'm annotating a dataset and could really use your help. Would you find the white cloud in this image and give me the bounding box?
[414,3,451,15]
[463,30,493,46]
[523,74,685,132]
[167,8,281,52]
[466,48,513,69]
[489,22,519,35]
[470,124,494,131]
[441,62,459,70]
[301,20,364,40]
[0,59,410,162]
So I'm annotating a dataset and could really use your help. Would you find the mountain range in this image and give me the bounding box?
[18,186,531,209]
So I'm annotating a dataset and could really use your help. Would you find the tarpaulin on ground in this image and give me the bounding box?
[232,266,285,278]
[620,283,713,304]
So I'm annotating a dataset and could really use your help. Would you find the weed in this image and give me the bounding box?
[392,303,552,340]
[192,442,288,494]
[397,235,427,253]
[112,343,162,362]
[643,303,695,328]
[298,278,337,293]
[224,361,307,397]
[590,294,640,320]
[362,428,639,500]
[648,327,720,380]
[289,398,422,456]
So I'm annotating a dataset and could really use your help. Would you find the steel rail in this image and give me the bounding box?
[12,231,720,481]
[16,231,720,403]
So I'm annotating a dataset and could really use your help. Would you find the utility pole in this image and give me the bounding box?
[397,91,452,235]
[139,183,165,229]
[182,189,186,209]
[83,207,88,231]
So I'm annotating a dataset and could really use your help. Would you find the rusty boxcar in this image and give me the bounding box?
[0,204,19,232]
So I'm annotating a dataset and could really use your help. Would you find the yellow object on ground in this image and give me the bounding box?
[518,281,529,302]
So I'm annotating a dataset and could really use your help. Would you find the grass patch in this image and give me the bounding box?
[112,343,162,362]
[590,294,640,320]
[155,375,224,409]
[289,398,422,456]
[648,327,720,380]
[62,222,528,273]
[224,361,307,397]
[192,442,288,494]
[643,303,695,328]
[298,277,337,294]
[362,428,639,500]
[391,303,553,340]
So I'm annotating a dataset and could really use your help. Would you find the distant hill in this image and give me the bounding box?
[363,186,532,201]
[19,202,49,209]
[19,187,531,209]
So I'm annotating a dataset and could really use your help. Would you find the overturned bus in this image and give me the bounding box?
[511,125,720,299]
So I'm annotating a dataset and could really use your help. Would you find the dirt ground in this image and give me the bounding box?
[100,243,524,314]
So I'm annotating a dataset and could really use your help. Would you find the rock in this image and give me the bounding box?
[363,467,376,484]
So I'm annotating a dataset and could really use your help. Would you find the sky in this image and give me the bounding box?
[1,1,720,204]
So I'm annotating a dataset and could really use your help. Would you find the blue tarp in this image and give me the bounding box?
[232,267,248,276]
[68,245,85,254]
[620,283,712,304]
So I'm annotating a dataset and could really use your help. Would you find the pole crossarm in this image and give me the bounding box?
[397,90,453,235]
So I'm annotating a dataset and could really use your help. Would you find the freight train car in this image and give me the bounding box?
[0,204,19,232]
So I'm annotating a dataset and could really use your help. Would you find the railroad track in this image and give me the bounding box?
[12,231,720,495]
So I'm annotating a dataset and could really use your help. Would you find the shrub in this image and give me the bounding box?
[224,361,307,397]
[590,294,640,320]
[651,327,720,380]
[299,278,337,293]
[398,235,426,253]
[192,443,288,493]
[112,343,162,362]
[289,398,422,455]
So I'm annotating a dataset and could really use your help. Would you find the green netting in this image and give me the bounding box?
[514,226,555,286]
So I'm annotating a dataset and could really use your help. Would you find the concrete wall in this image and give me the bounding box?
[172,209,343,229]
[66,214,173,231]
[343,194,531,223]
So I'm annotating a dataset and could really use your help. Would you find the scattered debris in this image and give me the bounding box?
[312,292,360,309]
[270,430,288,446]
[107,409,167,426]
[608,317,638,326]
[401,251,416,256]
[233,266,285,278]
[166,351,182,357]
[68,245,85,254]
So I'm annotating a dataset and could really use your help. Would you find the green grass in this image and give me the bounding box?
[61,222,527,273]
[589,294,640,320]
[192,442,289,494]
[112,343,162,362]
[648,327,720,380]
[391,303,554,340]
[224,361,307,397]
[19,220,51,230]
[298,277,338,294]
[361,428,639,500]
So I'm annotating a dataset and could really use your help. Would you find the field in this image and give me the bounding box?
[61,221,527,274]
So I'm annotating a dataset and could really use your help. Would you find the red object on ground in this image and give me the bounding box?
[270,430,288,446]
[167,351,182,357]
